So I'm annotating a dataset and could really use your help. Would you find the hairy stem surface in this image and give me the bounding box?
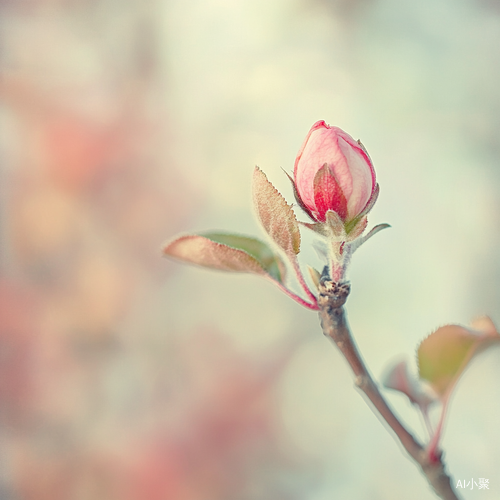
[317,279,461,500]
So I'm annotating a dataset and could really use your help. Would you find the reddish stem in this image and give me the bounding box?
[291,258,318,304]
[427,395,450,464]
[270,278,319,310]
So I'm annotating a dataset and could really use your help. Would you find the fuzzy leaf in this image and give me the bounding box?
[253,167,301,255]
[163,232,286,283]
[418,319,500,398]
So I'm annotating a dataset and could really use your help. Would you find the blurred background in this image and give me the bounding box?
[1,0,500,498]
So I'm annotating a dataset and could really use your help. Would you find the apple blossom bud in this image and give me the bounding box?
[293,120,378,225]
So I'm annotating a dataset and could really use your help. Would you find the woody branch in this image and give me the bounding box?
[317,279,461,500]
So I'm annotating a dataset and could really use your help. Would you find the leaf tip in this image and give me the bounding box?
[470,316,498,336]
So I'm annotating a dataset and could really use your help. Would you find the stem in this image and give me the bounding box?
[317,279,461,500]
[427,395,450,464]
[271,278,319,310]
[422,407,435,440]
[291,258,318,305]
[327,241,344,283]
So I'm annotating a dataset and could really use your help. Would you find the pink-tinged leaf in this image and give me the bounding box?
[415,317,500,462]
[383,359,437,411]
[417,319,500,398]
[253,167,301,256]
[163,232,286,283]
[313,164,348,222]
[470,316,498,335]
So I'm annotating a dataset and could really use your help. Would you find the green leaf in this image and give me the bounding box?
[163,232,286,283]
[417,318,500,398]
[253,167,301,256]
[202,232,286,282]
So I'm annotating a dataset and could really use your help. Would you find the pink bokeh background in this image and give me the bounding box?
[1,1,500,498]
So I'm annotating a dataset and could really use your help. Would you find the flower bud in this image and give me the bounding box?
[293,120,378,225]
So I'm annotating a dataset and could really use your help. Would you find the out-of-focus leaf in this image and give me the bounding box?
[253,167,301,256]
[417,319,500,398]
[383,359,437,410]
[470,316,498,335]
[163,232,286,283]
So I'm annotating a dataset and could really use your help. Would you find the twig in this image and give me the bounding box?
[317,279,461,500]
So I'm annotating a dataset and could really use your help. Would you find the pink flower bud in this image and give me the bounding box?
[293,120,378,224]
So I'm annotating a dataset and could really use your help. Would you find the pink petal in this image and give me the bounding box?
[337,137,374,220]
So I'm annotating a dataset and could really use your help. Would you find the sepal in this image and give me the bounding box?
[325,210,346,238]
[345,216,368,242]
[357,182,380,220]
[282,169,316,221]
[313,164,347,222]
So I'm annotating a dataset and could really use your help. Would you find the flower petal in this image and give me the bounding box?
[337,136,375,220]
